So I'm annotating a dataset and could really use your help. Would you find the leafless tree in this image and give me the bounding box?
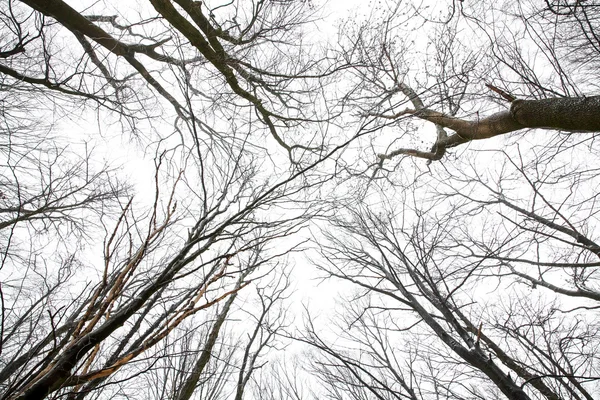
[165,263,293,400]
[252,357,320,400]
[1,66,128,390]
[300,3,600,398]
[336,0,600,168]
[4,0,346,160]
[307,165,599,398]
[0,135,326,400]
[0,1,344,399]
[4,1,600,400]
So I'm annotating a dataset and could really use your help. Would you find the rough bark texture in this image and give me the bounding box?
[511,96,600,131]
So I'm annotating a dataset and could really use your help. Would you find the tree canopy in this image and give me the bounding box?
[1,0,599,399]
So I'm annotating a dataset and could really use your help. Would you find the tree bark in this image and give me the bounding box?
[511,96,600,131]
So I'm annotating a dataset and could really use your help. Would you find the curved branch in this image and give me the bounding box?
[379,95,600,162]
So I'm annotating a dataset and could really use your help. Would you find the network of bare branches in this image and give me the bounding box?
[1,1,599,400]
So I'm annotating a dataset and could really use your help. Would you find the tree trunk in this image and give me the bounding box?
[511,96,600,132]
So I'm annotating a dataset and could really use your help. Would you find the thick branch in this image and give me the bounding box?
[511,96,600,131]
[148,0,297,154]
[380,96,600,162]
[416,108,524,140]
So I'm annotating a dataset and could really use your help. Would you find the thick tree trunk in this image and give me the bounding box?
[511,96,600,132]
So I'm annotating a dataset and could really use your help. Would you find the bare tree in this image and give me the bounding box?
[336,0,600,166]
[252,357,320,400]
[5,0,345,160]
[300,3,600,388]
[307,167,600,398]
[0,1,343,399]
[4,1,600,400]
[166,263,293,400]
[0,137,326,399]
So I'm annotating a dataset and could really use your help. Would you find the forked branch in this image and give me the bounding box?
[375,84,600,163]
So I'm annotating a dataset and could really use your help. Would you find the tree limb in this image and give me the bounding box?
[378,95,600,162]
